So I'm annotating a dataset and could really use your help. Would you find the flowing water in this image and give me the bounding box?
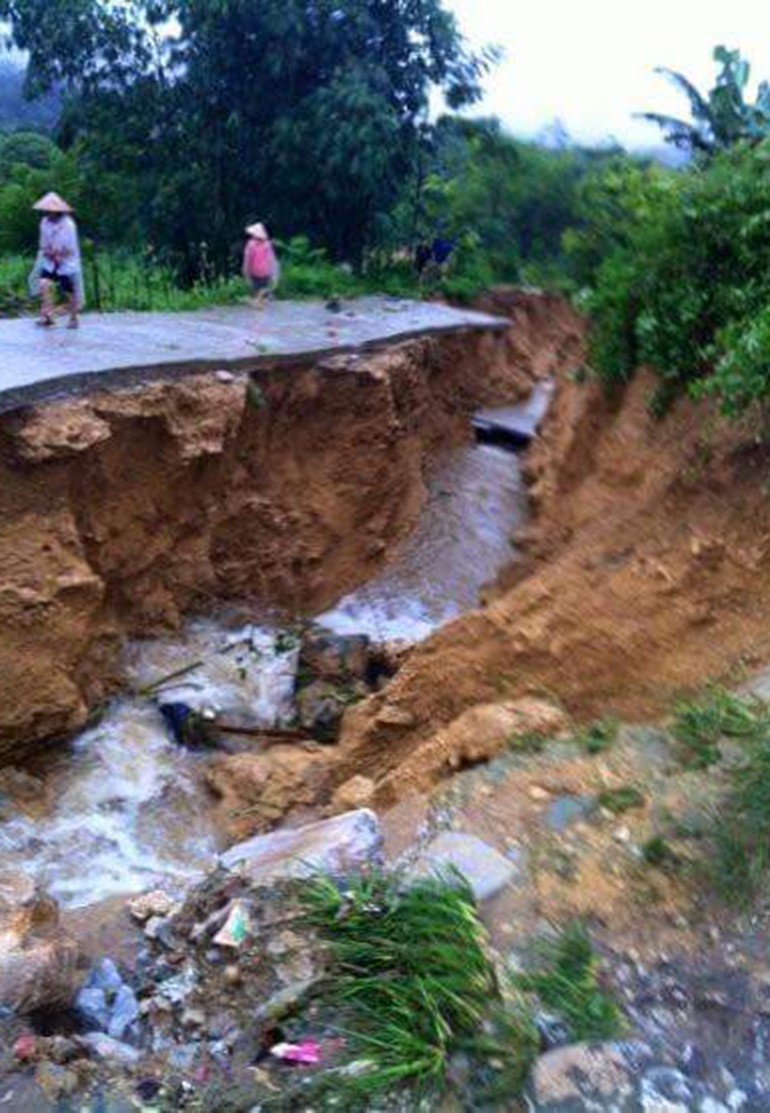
[1,409,532,908]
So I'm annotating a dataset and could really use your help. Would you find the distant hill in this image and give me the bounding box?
[0,57,59,132]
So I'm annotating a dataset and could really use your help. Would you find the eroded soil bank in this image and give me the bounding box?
[329,349,770,809]
[0,292,581,760]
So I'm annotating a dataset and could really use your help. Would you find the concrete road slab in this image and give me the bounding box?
[0,297,508,413]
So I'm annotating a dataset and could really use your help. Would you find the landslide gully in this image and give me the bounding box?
[0,292,581,759]
[332,354,770,812]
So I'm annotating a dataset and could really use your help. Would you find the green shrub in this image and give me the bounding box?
[514,922,624,1042]
[586,142,770,419]
[301,872,537,1104]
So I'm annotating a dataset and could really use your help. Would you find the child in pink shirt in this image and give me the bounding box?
[243,222,279,308]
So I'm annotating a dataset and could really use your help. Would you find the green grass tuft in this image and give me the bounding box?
[573,718,619,755]
[300,871,537,1105]
[711,737,770,904]
[642,835,679,869]
[514,922,624,1042]
[671,686,769,769]
[597,785,645,814]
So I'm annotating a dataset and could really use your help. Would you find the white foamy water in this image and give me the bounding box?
[0,622,298,908]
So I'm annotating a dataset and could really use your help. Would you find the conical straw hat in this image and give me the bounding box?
[245,222,268,240]
[33,192,74,214]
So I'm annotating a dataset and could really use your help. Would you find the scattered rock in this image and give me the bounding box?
[409,831,518,901]
[530,1041,653,1109]
[127,890,177,924]
[108,985,140,1040]
[80,1032,141,1066]
[296,680,362,742]
[0,871,80,1013]
[75,986,110,1031]
[299,630,371,685]
[220,808,384,884]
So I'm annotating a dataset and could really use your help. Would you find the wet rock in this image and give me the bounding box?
[75,986,110,1031]
[108,985,140,1040]
[529,1041,654,1110]
[299,630,372,685]
[80,1032,141,1066]
[408,831,518,901]
[295,680,362,742]
[0,871,80,1014]
[220,808,384,883]
[87,957,123,994]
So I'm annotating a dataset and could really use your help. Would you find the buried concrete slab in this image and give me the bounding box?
[0,297,508,413]
[408,830,520,901]
[219,808,384,884]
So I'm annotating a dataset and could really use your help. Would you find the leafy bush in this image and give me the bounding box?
[586,141,770,420]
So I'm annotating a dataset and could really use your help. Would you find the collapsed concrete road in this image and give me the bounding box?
[0,293,584,759]
[0,297,507,413]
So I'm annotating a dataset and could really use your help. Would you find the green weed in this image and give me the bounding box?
[574,718,619,755]
[642,836,679,869]
[514,922,624,1042]
[671,686,768,769]
[597,785,645,814]
[300,872,537,1105]
[711,737,770,904]
[508,730,549,754]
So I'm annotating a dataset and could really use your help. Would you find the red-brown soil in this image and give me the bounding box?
[0,296,575,759]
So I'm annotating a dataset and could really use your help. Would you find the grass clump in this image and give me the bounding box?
[671,686,769,769]
[508,730,549,754]
[642,835,679,870]
[597,785,645,815]
[711,738,770,904]
[514,922,624,1043]
[574,717,619,755]
[301,872,537,1106]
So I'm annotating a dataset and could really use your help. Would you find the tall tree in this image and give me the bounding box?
[0,0,492,276]
[638,45,770,156]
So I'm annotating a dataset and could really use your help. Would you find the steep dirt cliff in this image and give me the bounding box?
[0,300,579,759]
[331,357,770,807]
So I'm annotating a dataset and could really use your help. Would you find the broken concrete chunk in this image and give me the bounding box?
[409,831,518,901]
[220,809,384,884]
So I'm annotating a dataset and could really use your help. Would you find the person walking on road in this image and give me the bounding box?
[29,192,84,329]
[243,222,279,309]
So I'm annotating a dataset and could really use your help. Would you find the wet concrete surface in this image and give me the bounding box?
[0,297,508,413]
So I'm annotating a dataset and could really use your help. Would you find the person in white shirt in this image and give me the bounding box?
[29,192,84,329]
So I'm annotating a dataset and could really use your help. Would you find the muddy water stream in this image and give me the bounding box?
[0,416,530,909]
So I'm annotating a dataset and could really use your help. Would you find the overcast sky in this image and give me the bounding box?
[446,0,770,147]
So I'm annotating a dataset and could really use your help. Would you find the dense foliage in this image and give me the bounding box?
[584,140,770,418]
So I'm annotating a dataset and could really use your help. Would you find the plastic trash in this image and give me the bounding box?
[270,1040,322,1065]
[212,900,253,948]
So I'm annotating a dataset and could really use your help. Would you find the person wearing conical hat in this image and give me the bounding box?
[242,221,279,309]
[29,192,84,329]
